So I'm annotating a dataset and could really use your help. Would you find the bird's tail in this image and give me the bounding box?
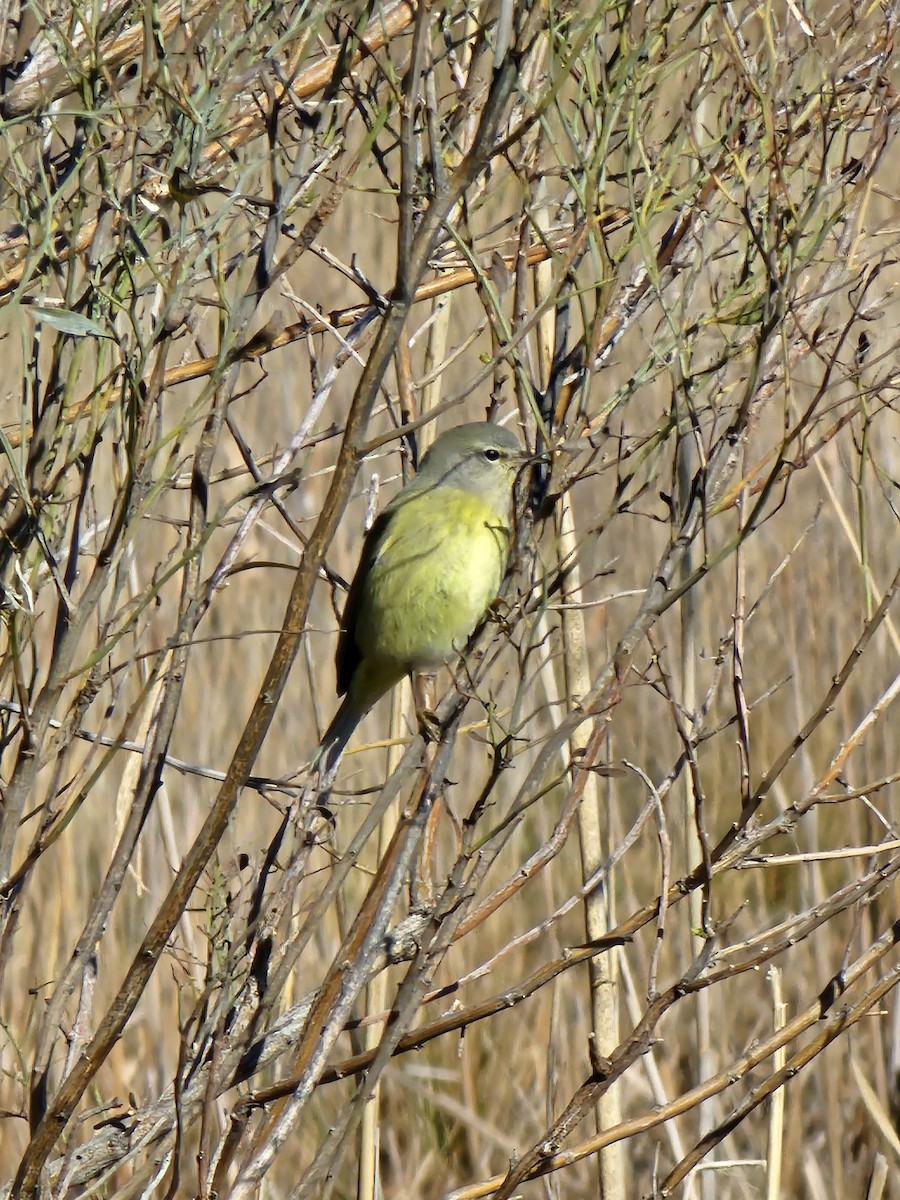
[314,694,361,785]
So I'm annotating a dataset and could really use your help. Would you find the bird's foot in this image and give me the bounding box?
[486,597,515,635]
[416,706,443,743]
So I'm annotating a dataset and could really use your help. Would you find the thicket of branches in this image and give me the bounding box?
[1,2,900,1197]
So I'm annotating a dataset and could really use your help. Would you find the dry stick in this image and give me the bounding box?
[624,763,670,1003]
[618,942,688,1168]
[354,64,459,1200]
[15,60,367,1170]
[532,101,626,1188]
[661,955,900,1193]
[12,7,526,1186]
[226,32,535,1185]
[0,0,418,262]
[765,966,786,1200]
[9,65,497,1186]
[0,346,213,1035]
[0,232,580,455]
[356,761,402,1200]
[812,429,900,657]
[231,749,453,1198]
[867,1155,890,1200]
[479,129,896,1200]
[558,485,626,1197]
[409,170,746,947]
[732,457,752,807]
[34,811,895,1191]
[687,23,720,999]
[851,1054,900,1164]
[286,733,481,1200]
[203,850,900,1112]
[2,0,222,117]
[11,371,357,1192]
[675,378,717,1200]
[34,493,900,1188]
[355,11,436,1199]
[221,44,527,1200]
[206,121,900,1190]
[441,908,900,1200]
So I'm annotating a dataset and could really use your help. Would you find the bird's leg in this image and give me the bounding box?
[411,670,441,741]
[486,595,515,635]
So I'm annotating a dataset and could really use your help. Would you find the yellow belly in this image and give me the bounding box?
[354,488,509,672]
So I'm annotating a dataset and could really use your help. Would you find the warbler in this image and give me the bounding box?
[316,421,526,778]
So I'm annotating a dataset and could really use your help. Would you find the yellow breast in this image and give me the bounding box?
[354,488,510,671]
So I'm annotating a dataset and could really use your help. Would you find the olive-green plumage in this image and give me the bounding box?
[317,421,525,778]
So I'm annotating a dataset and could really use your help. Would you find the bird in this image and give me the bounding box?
[315,421,526,780]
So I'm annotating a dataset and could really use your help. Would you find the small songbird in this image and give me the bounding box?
[316,421,526,779]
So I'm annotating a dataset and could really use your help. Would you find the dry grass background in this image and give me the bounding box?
[1,1,900,1197]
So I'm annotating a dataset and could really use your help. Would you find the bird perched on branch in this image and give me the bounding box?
[316,421,527,780]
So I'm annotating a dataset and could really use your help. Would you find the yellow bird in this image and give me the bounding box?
[317,421,526,778]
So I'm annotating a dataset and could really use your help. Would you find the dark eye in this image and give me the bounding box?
[483,447,501,462]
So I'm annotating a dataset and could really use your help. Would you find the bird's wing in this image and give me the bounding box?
[334,507,392,697]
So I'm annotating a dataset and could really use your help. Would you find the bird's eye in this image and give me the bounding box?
[483,448,501,462]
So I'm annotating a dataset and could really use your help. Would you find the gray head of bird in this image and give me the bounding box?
[404,421,527,512]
